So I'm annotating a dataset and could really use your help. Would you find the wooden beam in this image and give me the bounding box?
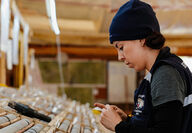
[19,35,24,86]
[165,34,192,47]
[24,16,97,32]
[29,44,118,60]
[30,30,109,46]
[170,47,192,56]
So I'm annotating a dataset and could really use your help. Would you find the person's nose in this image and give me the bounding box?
[118,51,125,61]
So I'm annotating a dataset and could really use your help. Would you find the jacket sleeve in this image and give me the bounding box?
[115,100,183,133]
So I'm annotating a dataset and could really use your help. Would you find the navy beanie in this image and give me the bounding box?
[109,0,160,44]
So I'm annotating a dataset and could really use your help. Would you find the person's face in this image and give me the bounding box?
[113,40,146,71]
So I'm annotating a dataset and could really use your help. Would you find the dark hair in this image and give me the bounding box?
[145,32,165,49]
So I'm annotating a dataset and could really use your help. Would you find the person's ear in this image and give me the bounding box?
[140,39,146,47]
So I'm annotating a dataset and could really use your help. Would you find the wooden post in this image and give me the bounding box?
[0,51,6,85]
[18,34,24,87]
[13,33,24,88]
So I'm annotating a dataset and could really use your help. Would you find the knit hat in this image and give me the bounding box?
[109,0,160,44]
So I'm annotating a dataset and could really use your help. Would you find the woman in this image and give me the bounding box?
[94,0,192,133]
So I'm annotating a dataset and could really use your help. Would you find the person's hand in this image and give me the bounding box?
[100,105,122,131]
[110,105,127,121]
[94,103,127,120]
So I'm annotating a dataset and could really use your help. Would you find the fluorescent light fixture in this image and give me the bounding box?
[45,0,51,18]
[45,0,60,35]
[12,0,28,27]
[23,24,29,65]
[7,40,13,70]
[1,0,11,52]
[12,15,20,65]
